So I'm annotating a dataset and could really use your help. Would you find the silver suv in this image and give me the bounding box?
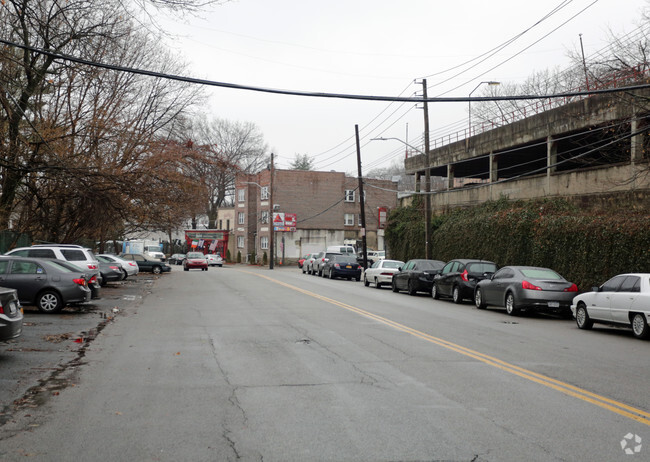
[5,244,102,298]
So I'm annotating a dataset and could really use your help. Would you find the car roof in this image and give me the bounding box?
[448,258,496,264]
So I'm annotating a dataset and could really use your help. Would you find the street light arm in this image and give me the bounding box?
[370,137,425,156]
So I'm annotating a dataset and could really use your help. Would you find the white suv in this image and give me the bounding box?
[5,244,102,298]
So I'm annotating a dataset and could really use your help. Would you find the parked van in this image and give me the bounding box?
[326,245,356,256]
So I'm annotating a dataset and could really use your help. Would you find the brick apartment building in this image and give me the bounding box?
[233,169,398,264]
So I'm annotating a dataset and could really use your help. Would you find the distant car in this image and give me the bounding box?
[302,254,317,274]
[298,254,312,268]
[432,259,498,303]
[184,252,208,271]
[311,251,342,277]
[363,259,404,289]
[119,253,171,274]
[168,254,186,265]
[321,255,362,281]
[571,273,650,339]
[205,254,223,267]
[98,260,124,286]
[392,259,446,295]
[96,254,139,279]
[474,266,577,316]
[0,256,92,313]
[0,286,22,340]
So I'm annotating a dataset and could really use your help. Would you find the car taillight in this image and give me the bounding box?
[73,278,86,286]
[88,264,98,270]
[461,269,469,282]
[110,266,120,271]
[334,263,341,268]
[128,262,137,267]
[522,280,542,290]
[0,305,4,314]
[89,275,97,284]
[564,284,578,292]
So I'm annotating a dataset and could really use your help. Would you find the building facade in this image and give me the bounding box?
[234,169,398,264]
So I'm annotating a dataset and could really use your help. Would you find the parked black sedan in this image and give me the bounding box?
[0,256,92,313]
[321,255,362,281]
[0,286,22,340]
[119,253,171,274]
[392,259,445,295]
[432,259,498,303]
[474,266,578,316]
[98,260,124,286]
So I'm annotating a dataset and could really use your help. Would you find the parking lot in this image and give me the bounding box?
[0,273,158,425]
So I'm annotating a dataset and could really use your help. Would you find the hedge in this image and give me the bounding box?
[385,197,650,290]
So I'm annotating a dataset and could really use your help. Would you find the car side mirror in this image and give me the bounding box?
[398,267,402,271]
[591,286,600,292]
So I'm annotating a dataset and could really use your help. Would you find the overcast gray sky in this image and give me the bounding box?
[155,0,649,174]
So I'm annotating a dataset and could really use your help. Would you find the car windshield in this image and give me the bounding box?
[335,256,357,264]
[520,268,563,280]
[467,262,497,273]
[42,259,81,273]
[383,261,403,269]
[419,261,442,270]
[187,252,204,258]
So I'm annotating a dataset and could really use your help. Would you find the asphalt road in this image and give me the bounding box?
[0,264,648,461]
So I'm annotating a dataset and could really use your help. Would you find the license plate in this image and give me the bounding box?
[345,265,352,269]
[548,301,560,308]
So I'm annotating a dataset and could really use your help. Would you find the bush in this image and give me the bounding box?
[226,249,231,263]
[386,197,650,290]
[262,252,268,265]
[236,250,241,263]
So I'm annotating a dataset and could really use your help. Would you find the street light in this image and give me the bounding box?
[371,137,425,156]
[468,81,500,140]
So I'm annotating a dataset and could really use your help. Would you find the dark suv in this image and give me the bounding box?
[432,259,498,303]
[310,251,341,277]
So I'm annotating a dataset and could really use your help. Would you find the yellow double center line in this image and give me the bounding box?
[245,269,650,426]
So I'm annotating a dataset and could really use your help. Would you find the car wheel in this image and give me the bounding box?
[37,290,63,313]
[392,280,399,292]
[475,288,486,309]
[152,266,162,274]
[100,274,108,287]
[631,313,650,339]
[329,269,334,279]
[407,280,417,296]
[364,275,369,287]
[374,278,381,289]
[575,303,593,330]
[317,269,322,277]
[431,282,440,300]
[505,292,519,315]
[452,286,462,304]
[183,267,189,271]
[122,269,129,280]
[355,276,360,282]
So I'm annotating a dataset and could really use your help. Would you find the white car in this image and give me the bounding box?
[363,259,405,289]
[205,254,223,267]
[97,254,139,279]
[571,273,650,339]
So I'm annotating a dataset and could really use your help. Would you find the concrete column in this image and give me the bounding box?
[631,117,644,163]
[447,165,455,190]
[547,136,557,176]
[489,152,498,182]
[415,172,422,192]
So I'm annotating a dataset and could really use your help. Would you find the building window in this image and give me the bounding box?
[226,219,230,230]
[261,186,269,200]
[260,236,269,250]
[237,236,245,248]
[344,213,354,226]
[238,189,245,202]
[218,219,223,229]
[238,212,245,225]
[261,210,269,224]
[344,189,355,202]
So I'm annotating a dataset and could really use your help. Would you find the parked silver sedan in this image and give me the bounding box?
[363,259,404,289]
[571,273,650,339]
[474,266,577,316]
[97,254,139,279]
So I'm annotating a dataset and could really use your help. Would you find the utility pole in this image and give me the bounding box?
[355,125,367,269]
[579,34,590,91]
[269,152,274,270]
[421,80,432,260]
